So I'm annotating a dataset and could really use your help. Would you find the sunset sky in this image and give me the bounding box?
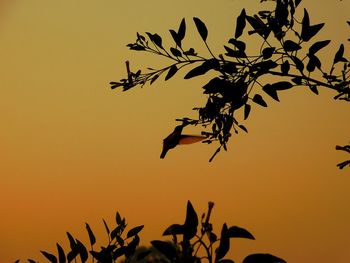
[1,0,350,262]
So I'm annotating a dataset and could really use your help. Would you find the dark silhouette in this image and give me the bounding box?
[160,122,206,159]
[22,201,286,263]
[111,0,349,167]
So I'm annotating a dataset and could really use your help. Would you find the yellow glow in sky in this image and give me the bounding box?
[0,0,350,262]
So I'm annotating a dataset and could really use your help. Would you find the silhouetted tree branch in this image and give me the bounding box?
[110,0,349,167]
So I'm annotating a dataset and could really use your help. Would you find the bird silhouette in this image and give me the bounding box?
[160,123,206,159]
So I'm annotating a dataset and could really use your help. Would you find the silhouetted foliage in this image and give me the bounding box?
[20,201,286,263]
[110,0,349,167]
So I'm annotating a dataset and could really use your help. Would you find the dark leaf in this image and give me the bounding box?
[280,60,290,75]
[28,260,37,263]
[127,225,144,238]
[291,77,303,85]
[169,30,181,47]
[244,104,251,120]
[215,223,230,261]
[146,32,163,49]
[14,260,20,263]
[235,9,246,39]
[193,17,208,41]
[295,0,302,7]
[306,54,321,72]
[76,240,88,263]
[178,18,186,42]
[165,65,178,81]
[163,224,184,236]
[150,74,159,84]
[304,24,325,42]
[66,232,77,252]
[263,84,279,101]
[224,45,246,58]
[239,125,248,133]
[252,94,268,107]
[309,40,331,55]
[262,47,275,59]
[283,40,301,52]
[116,212,122,225]
[170,47,182,57]
[243,253,286,263]
[227,226,255,239]
[184,59,220,79]
[102,219,110,236]
[301,9,310,41]
[246,15,269,38]
[309,85,319,95]
[151,240,176,261]
[183,200,198,240]
[228,38,246,51]
[270,81,293,90]
[334,44,345,64]
[85,223,96,247]
[291,56,304,72]
[40,251,57,263]
[56,243,66,263]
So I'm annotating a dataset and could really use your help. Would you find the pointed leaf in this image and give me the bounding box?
[178,18,186,41]
[165,65,178,81]
[127,225,144,238]
[183,200,198,240]
[309,85,319,95]
[244,104,251,120]
[85,223,96,247]
[170,47,182,57]
[184,59,220,79]
[262,47,275,59]
[163,224,184,236]
[263,84,279,101]
[334,44,345,64]
[227,226,255,239]
[116,212,122,225]
[252,94,268,107]
[102,219,110,236]
[235,9,246,38]
[304,23,325,42]
[291,56,304,72]
[301,9,310,41]
[169,29,181,47]
[270,81,293,90]
[76,240,88,263]
[56,243,66,263]
[215,223,230,261]
[41,251,57,263]
[193,17,208,41]
[283,40,301,52]
[309,40,331,55]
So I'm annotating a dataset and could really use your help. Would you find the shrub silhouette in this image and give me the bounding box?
[110,0,349,167]
[19,201,286,263]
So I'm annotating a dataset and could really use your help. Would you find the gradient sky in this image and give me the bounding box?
[0,0,350,262]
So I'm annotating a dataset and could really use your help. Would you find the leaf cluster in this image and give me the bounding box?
[18,201,286,263]
[110,0,349,166]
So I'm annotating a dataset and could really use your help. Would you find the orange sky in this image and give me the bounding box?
[0,0,350,262]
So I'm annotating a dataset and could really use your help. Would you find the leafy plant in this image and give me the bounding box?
[110,0,349,167]
[18,201,286,263]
